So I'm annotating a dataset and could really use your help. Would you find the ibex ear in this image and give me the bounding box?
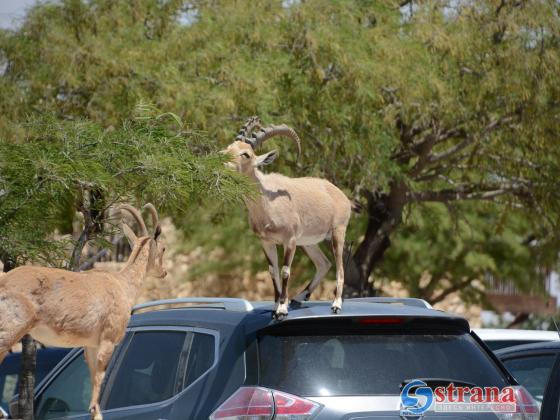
[254,150,278,167]
[122,224,137,247]
[154,224,162,240]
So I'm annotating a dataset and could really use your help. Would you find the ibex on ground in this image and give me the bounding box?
[224,117,354,319]
[0,204,166,420]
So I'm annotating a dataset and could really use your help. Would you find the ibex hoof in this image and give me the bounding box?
[290,299,302,307]
[291,291,310,305]
[331,306,341,314]
[273,311,287,321]
[89,407,103,420]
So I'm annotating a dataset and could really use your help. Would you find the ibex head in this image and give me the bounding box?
[119,203,167,279]
[223,116,301,175]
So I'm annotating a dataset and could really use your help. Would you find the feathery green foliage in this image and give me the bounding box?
[0,106,248,266]
[0,0,559,301]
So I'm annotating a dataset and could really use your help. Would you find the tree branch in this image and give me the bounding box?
[413,152,472,182]
[69,227,90,272]
[68,188,105,271]
[495,0,507,16]
[422,113,520,168]
[430,277,473,305]
[78,236,123,271]
[416,126,467,153]
[407,182,529,203]
[78,248,109,271]
[425,137,472,165]
[393,128,466,170]
[486,153,542,170]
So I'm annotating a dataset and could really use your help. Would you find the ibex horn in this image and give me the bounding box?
[143,203,160,237]
[119,204,149,237]
[249,124,301,159]
[235,116,262,142]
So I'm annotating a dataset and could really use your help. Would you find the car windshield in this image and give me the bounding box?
[258,332,508,397]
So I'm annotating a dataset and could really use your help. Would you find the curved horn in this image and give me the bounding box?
[235,116,262,146]
[143,203,159,235]
[251,124,301,159]
[119,204,149,237]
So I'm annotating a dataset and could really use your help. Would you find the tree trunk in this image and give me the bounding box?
[344,183,407,297]
[17,336,36,420]
[507,313,529,329]
[1,252,16,273]
[68,187,104,271]
[68,228,90,271]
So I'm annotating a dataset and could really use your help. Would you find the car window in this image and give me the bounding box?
[485,340,547,351]
[503,354,556,402]
[0,349,69,411]
[35,353,91,420]
[103,331,188,410]
[183,333,215,388]
[0,366,18,411]
[0,354,19,411]
[259,333,508,397]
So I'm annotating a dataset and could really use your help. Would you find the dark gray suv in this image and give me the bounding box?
[10,297,537,419]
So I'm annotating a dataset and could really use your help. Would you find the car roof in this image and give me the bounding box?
[129,297,469,333]
[473,328,560,341]
[251,300,445,319]
[495,340,560,358]
[1,347,69,361]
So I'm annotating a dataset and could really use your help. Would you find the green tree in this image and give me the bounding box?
[1,0,559,302]
[0,107,244,419]
[0,108,244,268]
[379,202,553,304]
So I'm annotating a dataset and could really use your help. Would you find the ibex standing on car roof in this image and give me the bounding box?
[224,117,355,319]
[0,204,166,420]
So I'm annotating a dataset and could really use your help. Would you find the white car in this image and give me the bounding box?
[474,328,560,351]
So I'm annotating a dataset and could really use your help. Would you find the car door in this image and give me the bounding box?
[540,353,560,419]
[32,326,218,420]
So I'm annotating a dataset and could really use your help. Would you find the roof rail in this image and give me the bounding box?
[131,297,254,314]
[349,297,432,309]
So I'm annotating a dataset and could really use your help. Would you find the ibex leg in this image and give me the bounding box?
[262,241,281,312]
[331,227,346,314]
[84,346,97,391]
[275,239,297,320]
[292,244,331,303]
[88,340,115,420]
